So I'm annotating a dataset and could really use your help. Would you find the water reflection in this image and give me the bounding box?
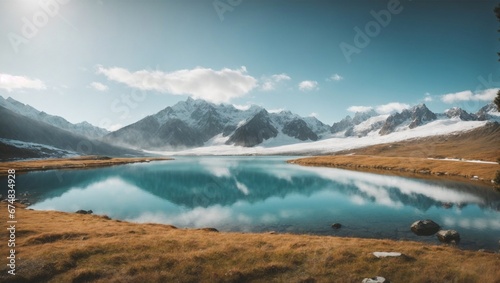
[4,156,500,250]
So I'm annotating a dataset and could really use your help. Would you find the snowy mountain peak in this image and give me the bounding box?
[445,107,475,121]
[106,98,330,149]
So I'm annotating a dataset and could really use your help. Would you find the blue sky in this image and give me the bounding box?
[0,0,499,130]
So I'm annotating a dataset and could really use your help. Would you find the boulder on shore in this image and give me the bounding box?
[75,210,93,215]
[436,230,460,243]
[410,220,440,236]
[362,276,390,283]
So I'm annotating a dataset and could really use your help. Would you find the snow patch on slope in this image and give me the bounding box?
[151,120,488,156]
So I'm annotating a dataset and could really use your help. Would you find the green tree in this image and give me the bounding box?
[495,90,500,111]
[495,4,500,111]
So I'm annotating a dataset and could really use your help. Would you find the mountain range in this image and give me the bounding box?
[0,96,499,159]
[103,97,331,149]
[331,103,500,138]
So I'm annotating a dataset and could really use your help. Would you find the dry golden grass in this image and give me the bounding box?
[1,203,499,283]
[290,155,500,186]
[290,124,500,187]
[0,156,172,176]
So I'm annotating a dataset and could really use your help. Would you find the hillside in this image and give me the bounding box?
[0,106,144,159]
[0,96,108,139]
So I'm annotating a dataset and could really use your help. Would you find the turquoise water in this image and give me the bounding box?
[5,156,500,250]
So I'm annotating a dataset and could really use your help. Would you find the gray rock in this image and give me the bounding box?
[75,209,93,215]
[436,230,460,243]
[331,223,342,229]
[362,276,390,283]
[411,220,440,236]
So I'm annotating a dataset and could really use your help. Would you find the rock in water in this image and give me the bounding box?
[362,276,390,283]
[331,223,342,229]
[436,230,460,243]
[410,220,440,236]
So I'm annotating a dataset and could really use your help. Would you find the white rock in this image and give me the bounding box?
[373,252,402,258]
[362,276,389,283]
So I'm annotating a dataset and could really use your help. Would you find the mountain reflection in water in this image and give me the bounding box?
[7,156,500,250]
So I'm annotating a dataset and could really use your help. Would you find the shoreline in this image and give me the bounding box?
[0,156,172,176]
[1,203,499,282]
[288,155,500,189]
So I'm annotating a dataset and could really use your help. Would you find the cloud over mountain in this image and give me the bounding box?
[97,66,257,103]
[441,88,499,104]
[260,73,291,91]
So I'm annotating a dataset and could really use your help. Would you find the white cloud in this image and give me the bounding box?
[309,112,319,117]
[107,123,123,131]
[347,102,409,114]
[298,80,318,91]
[232,104,251,111]
[375,102,410,114]
[441,88,499,104]
[0,73,46,92]
[347,106,373,113]
[271,73,291,82]
[260,73,291,91]
[328,73,343,82]
[97,66,257,103]
[424,92,433,102]
[89,82,108,91]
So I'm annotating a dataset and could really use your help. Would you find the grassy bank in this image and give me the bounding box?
[1,203,499,282]
[288,155,499,187]
[289,125,500,187]
[0,156,172,176]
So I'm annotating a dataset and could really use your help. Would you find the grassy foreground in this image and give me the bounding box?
[0,156,172,176]
[1,203,499,283]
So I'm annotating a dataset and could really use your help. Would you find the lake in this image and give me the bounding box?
[4,156,500,250]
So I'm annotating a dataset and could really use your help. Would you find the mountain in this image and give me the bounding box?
[379,104,437,135]
[445,107,476,121]
[476,102,500,122]
[331,110,385,137]
[226,109,278,147]
[0,96,109,139]
[105,98,331,149]
[0,106,143,159]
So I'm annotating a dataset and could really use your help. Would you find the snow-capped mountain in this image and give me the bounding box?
[331,109,383,137]
[106,99,500,150]
[0,96,109,139]
[476,103,500,122]
[331,103,500,138]
[379,104,437,135]
[105,98,331,149]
